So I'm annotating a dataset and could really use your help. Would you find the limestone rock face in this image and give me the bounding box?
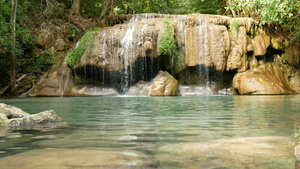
[150,71,178,96]
[251,28,270,56]
[74,14,257,73]
[25,62,71,97]
[30,14,286,97]
[176,15,230,71]
[76,18,164,72]
[0,104,65,127]
[226,27,249,71]
[233,62,296,94]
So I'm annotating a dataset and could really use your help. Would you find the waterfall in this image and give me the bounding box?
[198,18,210,88]
[120,25,135,93]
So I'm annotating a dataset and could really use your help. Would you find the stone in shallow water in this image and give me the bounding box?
[0,103,65,127]
[0,148,158,169]
[0,103,30,119]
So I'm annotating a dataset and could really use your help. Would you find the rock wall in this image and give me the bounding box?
[25,13,300,96]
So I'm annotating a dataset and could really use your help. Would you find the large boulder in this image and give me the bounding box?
[233,62,296,94]
[150,71,178,96]
[0,103,65,127]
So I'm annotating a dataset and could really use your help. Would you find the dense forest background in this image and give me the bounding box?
[0,0,299,95]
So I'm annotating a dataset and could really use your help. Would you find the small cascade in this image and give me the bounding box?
[120,25,135,93]
[71,14,163,94]
[198,17,210,88]
[178,15,231,95]
[61,68,70,96]
[129,13,155,23]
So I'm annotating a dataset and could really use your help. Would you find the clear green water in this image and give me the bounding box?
[0,95,299,168]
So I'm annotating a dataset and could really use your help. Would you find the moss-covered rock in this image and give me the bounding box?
[66,27,99,68]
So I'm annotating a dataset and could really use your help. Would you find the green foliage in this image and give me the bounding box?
[226,0,300,43]
[158,18,177,58]
[174,50,185,74]
[113,0,192,15]
[80,0,105,17]
[0,0,40,86]
[191,0,225,14]
[157,18,185,73]
[66,27,99,68]
[19,49,53,74]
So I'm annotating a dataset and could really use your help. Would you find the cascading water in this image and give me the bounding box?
[71,14,164,94]
[120,25,135,93]
[58,14,235,96]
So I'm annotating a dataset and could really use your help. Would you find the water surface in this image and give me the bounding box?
[0,95,299,168]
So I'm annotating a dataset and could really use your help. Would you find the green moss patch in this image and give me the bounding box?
[66,27,99,68]
[157,18,186,74]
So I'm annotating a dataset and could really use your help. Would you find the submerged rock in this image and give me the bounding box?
[0,103,65,127]
[0,148,158,169]
[158,136,294,169]
[233,62,297,94]
[150,71,178,96]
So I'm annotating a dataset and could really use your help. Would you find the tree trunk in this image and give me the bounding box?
[111,0,114,15]
[99,0,112,21]
[10,0,17,92]
[70,0,80,15]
